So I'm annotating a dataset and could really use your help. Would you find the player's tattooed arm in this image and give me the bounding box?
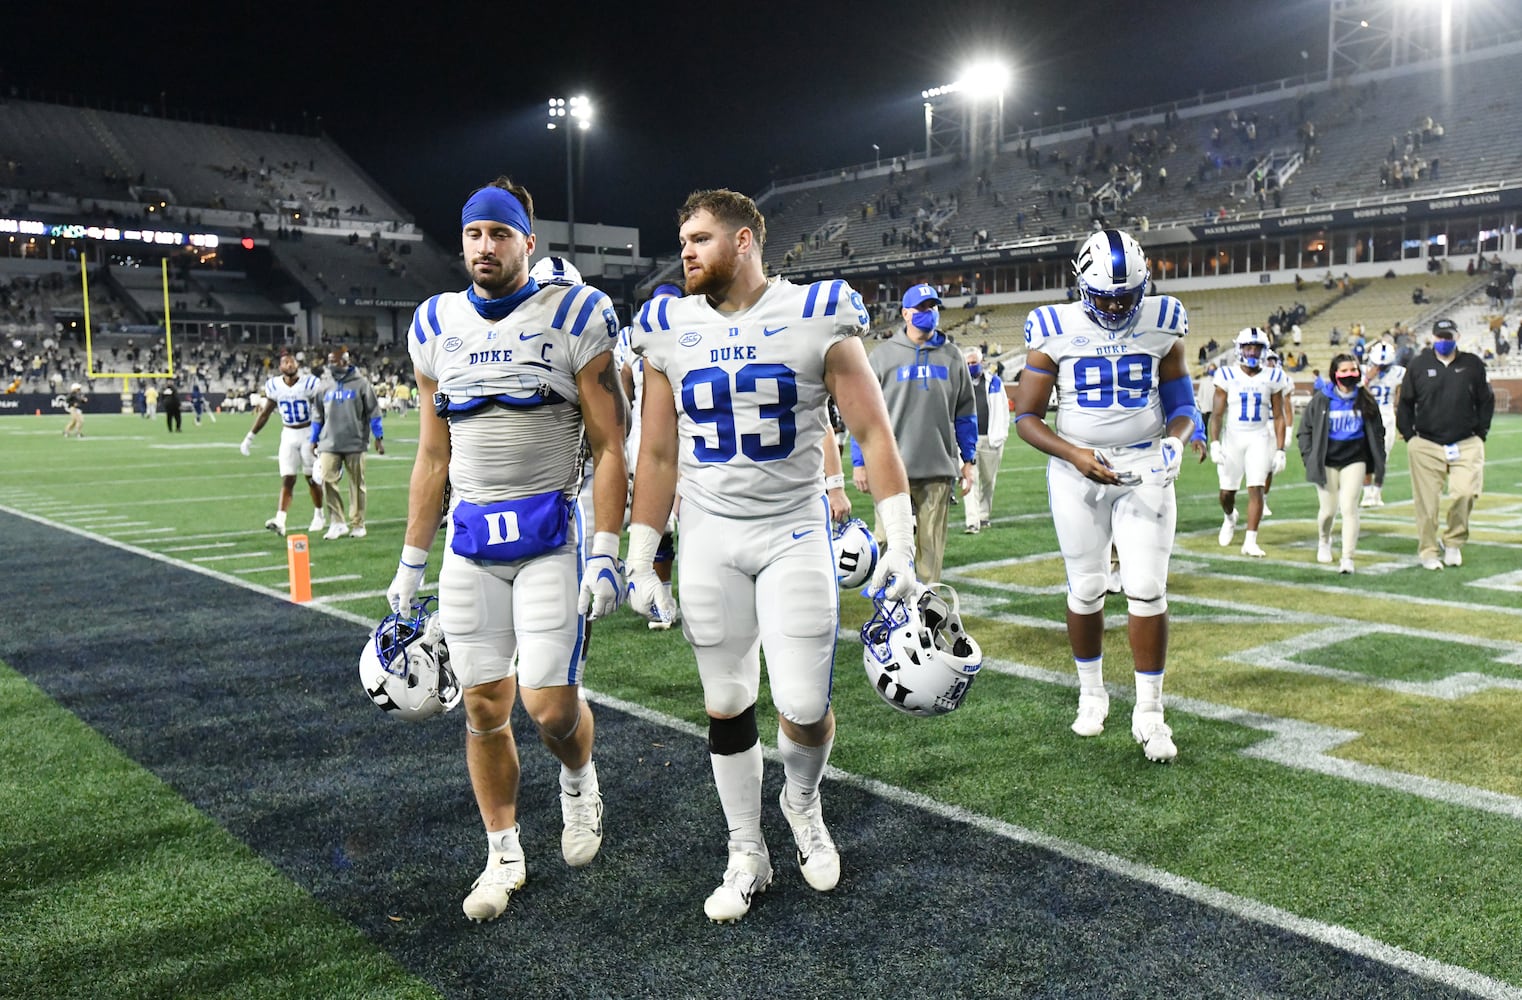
[595,353,627,428]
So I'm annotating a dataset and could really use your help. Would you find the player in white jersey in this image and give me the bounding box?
[628,189,915,923]
[1209,328,1290,556]
[240,352,326,536]
[383,179,628,924]
[1360,341,1404,506]
[1010,229,1206,764]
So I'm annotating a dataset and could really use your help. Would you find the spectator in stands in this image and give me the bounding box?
[1396,319,1494,570]
[313,346,384,540]
[852,283,975,585]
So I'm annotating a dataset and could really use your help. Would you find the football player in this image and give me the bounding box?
[627,189,915,923]
[240,352,325,536]
[1208,328,1291,556]
[1010,229,1206,764]
[1360,341,1404,507]
[383,178,628,924]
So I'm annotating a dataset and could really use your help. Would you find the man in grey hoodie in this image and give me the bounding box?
[851,283,976,584]
[312,346,384,539]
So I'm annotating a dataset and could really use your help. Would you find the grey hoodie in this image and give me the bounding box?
[858,328,976,480]
[313,366,381,453]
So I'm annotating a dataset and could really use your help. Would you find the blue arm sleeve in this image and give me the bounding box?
[849,437,864,468]
[309,421,322,445]
[1158,376,1200,436]
[370,416,384,439]
[955,414,978,462]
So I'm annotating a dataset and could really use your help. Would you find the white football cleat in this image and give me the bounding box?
[1071,691,1109,737]
[560,768,604,868]
[1217,512,1237,547]
[779,790,840,892]
[704,841,772,923]
[1339,557,1355,575]
[264,516,285,537]
[1316,541,1333,564]
[1261,501,1273,518]
[1359,485,1376,508]
[1132,710,1177,763]
[324,522,349,541]
[1241,539,1266,558]
[462,850,527,923]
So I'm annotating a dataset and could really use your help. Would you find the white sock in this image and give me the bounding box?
[1245,529,1258,546]
[560,760,595,795]
[273,509,287,528]
[1076,656,1104,697]
[710,743,764,847]
[1134,670,1164,714]
[487,825,521,857]
[778,728,832,810]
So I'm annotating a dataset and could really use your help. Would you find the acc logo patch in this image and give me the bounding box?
[443,336,464,352]
[679,332,702,348]
[1072,336,1090,347]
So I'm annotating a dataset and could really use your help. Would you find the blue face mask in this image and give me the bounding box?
[968,364,982,378]
[1433,337,1457,357]
[910,309,938,334]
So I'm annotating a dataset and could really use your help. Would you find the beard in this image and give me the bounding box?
[684,245,739,299]
[468,254,526,299]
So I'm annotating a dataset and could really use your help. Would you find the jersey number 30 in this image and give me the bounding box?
[682,363,797,463]
[1072,354,1154,409]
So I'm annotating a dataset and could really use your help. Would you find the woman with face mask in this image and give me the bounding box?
[1296,353,1386,574]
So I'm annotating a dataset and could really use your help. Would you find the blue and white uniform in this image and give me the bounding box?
[1023,294,1189,616]
[1363,362,1405,457]
[262,372,322,477]
[408,279,619,690]
[633,276,867,723]
[1211,363,1292,489]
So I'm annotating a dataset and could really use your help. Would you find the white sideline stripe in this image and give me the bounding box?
[590,689,1522,1000]
[192,551,277,563]
[72,515,133,525]
[310,574,363,584]
[159,542,238,553]
[110,527,176,537]
[233,565,297,575]
[2,500,1517,998]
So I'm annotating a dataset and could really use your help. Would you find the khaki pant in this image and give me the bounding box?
[964,436,1005,528]
[318,450,367,530]
[910,478,953,585]
[1406,435,1485,560]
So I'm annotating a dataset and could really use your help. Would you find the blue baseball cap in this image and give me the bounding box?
[902,283,941,309]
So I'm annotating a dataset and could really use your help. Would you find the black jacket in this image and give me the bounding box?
[1298,384,1386,488]
[1395,348,1493,444]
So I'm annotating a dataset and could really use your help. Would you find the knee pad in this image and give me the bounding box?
[1067,578,1107,616]
[1126,592,1168,617]
[708,703,758,756]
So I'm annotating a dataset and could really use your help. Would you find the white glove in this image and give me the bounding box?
[1208,440,1222,464]
[240,432,254,457]
[1158,436,1184,485]
[869,492,917,602]
[1271,449,1287,474]
[387,545,428,615]
[576,532,625,621]
[626,522,676,628]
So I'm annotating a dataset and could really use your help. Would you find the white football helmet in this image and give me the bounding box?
[1369,342,1396,366]
[529,255,583,286]
[359,598,462,721]
[832,517,879,590]
[1073,229,1149,332]
[861,584,983,717]
[1235,327,1270,369]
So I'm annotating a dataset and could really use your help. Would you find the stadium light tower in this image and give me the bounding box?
[546,95,592,260]
[921,58,1010,165]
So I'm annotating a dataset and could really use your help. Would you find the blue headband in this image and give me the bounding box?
[461,188,533,237]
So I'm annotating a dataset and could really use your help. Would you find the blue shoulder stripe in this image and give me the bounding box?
[802,281,822,317]
[637,296,672,333]
[1035,305,1064,339]
[822,279,843,316]
[551,286,585,330]
[568,291,606,338]
[413,294,444,344]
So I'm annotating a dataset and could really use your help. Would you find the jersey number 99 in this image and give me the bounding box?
[1071,355,1154,409]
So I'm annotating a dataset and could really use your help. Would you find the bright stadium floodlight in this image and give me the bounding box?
[958,59,1010,99]
[548,94,594,261]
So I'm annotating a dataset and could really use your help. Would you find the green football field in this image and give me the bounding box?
[2,406,1519,998]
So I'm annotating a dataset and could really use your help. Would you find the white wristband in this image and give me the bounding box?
[399,544,429,569]
[824,474,846,491]
[876,492,915,555]
[626,522,662,572]
[590,531,620,559]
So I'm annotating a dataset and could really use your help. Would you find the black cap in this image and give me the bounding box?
[1432,318,1459,338]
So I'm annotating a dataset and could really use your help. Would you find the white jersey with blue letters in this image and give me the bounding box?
[262,373,322,428]
[633,277,869,518]
[1212,364,1292,438]
[1023,295,1188,449]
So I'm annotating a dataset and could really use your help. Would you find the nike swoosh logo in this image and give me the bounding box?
[519,331,545,341]
[792,529,812,539]
[763,326,787,337]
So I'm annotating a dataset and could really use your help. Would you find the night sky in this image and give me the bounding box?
[4,1,1331,254]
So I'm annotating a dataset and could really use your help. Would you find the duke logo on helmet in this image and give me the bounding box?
[359,597,462,721]
[832,517,879,589]
[861,584,982,717]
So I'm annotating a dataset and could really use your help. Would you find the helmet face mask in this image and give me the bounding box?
[861,584,982,717]
[1234,327,1270,369]
[831,517,879,589]
[359,597,462,721]
[1074,229,1149,333]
